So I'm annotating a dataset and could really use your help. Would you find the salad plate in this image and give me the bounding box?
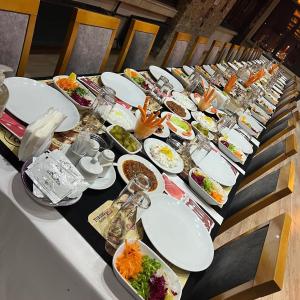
[250,103,271,125]
[172,91,197,111]
[113,239,182,300]
[142,193,214,271]
[53,75,95,110]
[191,121,214,140]
[144,138,184,174]
[123,68,153,93]
[197,150,237,186]
[218,137,247,164]
[189,167,227,206]
[256,97,275,115]
[101,72,146,107]
[107,103,137,131]
[164,97,191,120]
[182,65,194,76]
[238,113,263,137]
[149,65,184,92]
[171,68,190,85]
[117,154,165,193]
[221,128,253,154]
[191,111,218,132]
[5,77,80,132]
[161,112,195,140]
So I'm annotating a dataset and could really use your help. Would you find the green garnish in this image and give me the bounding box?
[203,177,214,193]
[130,255,161,299]
[74,87,88,97]
[170,115,189,131]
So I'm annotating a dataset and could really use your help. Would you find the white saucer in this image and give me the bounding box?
[89,166,116,190]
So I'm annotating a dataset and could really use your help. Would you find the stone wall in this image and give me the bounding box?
[155,0,237,64]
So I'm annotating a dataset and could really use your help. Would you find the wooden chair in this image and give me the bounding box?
[0,0,40,76]
[267,102,297,128]
[185,35,208,66]
[226,44,240,62]
[203,40,223,65]
[162,31,192,67]
[185,213,292,299]
[235,45,246,62]
[216,42,232,63]
[258,116,296,152]
[114,19,159,72]
[55,8,120,75]
[241,48,251,61]
[239,134,297,188]
[219,161,294,233]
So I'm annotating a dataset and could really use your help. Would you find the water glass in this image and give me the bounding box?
[83,87,116,132]
[105,191,151,253]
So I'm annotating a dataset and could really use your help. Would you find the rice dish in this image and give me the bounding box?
[150,145,178,168]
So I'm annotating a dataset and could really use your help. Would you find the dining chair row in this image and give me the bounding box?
[187,83,299,298]
[0,1,263,76]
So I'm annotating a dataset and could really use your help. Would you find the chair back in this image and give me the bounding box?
[217,42,232,63]
[226,44,240,62]
[162,31,192,67]
[0,0,40,76]
[114,19,159,72]
[241,48,251,61]
[219,161,294,233]
[55,8,120,75]
[235,45,246,61]
[203,40,223,65]
[241,134,297,188]
[187,213,292,300]
[185,36,208,66]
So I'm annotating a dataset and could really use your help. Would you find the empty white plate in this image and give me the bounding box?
[197,150,237,186]
[142,193,214,271]
[5,77,80,132]
[101,72,146,107]
[149,65,184,92]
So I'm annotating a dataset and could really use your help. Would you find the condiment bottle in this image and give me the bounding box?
[86,139,99,157]
[98,149,115,177]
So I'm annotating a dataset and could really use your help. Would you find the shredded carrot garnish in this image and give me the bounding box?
[57,77,79,91]
[116,240,143,280]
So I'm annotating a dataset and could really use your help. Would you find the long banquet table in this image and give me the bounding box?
[0,62,284,300]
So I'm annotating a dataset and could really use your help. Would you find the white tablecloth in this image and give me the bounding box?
[0,155,132,300]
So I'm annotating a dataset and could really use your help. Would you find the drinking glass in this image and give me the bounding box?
[105,191,151,253]
[82,87,116,132]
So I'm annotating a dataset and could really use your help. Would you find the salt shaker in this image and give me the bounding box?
[98,149,115,177]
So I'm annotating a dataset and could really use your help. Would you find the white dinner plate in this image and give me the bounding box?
[143,138,184,174]
[142,193,214,271]
[197,150,237,186]
[5,77,80,132]
[107,103,137,131]
[182,65,194,76]
[101,72,146,107]
[222,128,253,154]
[149,65,184,92]
[117,154,165,193]
[172,91,197,111]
